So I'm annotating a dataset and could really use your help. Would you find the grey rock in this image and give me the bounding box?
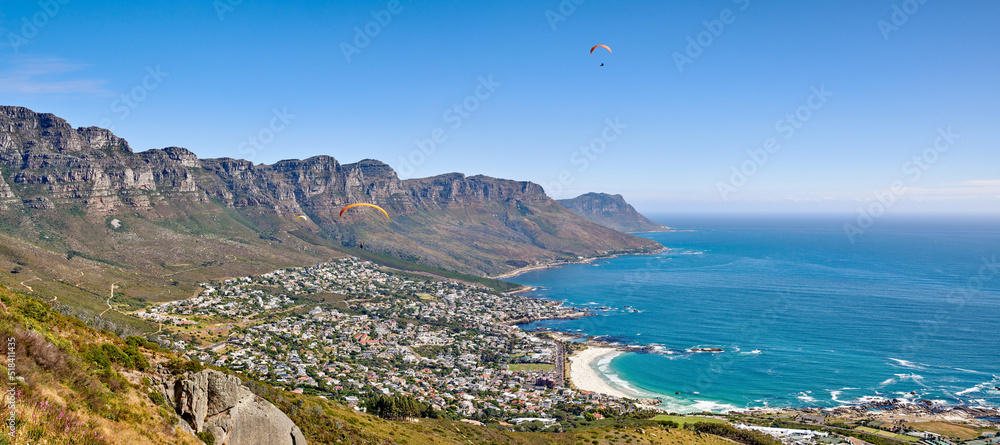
[159,369,306,445]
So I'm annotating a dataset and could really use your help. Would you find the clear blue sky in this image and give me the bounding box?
[2,0,998,214]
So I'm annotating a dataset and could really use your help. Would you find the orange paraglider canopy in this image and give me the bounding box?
[590,45,612,54]
[339,203,389,220]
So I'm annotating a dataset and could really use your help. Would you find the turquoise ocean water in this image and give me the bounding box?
[515,215,1000,413]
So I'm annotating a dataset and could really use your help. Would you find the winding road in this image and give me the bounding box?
[19,276,40,292]
[99,281,119,316]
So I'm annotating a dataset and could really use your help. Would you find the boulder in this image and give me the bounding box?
[160,369,306,445]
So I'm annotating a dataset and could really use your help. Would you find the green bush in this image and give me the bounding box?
[148,391,166,406]
[20,299,50,322]
[125,336,146,348]
[124,346,149,371]
[102,368,130,392]
[165,357,205,375]
[84,348,111,369]
[101,344,133,368]
[196,430,215,444]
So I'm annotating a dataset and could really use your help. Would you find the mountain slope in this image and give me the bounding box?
[557,193,670,233]
[0,106,661,281]
[1,286,730,445]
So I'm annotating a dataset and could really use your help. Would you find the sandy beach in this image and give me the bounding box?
[491,248,668,280]
[490,260,591,279]
[568,346,634,399]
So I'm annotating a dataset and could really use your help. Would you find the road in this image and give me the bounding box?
[99,281,119,316]
[555,342,566,387]
[19,276,40,292]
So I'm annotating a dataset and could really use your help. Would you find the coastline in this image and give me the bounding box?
[625,227,690,234]
[567,346,634,400]
[558,338,1000,423]
[499,231,1000,425]
[491,247,667,280]
[491,258,598,280]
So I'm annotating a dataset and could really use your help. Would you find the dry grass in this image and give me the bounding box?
[0,288,202,445]
[905,421,981,440]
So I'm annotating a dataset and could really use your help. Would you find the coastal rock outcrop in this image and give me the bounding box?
[158,369,307,445]
[557,192,670,233]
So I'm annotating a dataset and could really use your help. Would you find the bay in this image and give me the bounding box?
[515,214,1000,413]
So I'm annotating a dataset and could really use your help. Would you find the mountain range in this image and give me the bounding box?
[0,106,662,310]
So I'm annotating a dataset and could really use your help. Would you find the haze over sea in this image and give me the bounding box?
[515,214,1000,414]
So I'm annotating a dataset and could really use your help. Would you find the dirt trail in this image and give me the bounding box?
[99,282,119,316]
[19,276,40,292]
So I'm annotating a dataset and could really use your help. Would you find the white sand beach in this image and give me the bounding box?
[568,347,633,399]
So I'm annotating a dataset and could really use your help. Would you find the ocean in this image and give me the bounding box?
[514,214,1000,413]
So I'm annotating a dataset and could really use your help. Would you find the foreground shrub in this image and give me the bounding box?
[101,344,133,368]
[688,422,782,445]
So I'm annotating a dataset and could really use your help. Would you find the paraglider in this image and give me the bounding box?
[591,45,611,67]
[339,203,389,220]
[295,215,308,221]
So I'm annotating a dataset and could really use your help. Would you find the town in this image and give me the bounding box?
[139,257,639,426]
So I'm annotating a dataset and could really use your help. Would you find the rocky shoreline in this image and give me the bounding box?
[753,403,1000,427]
[491,247,668,280]
[504,311,592,325]
[538,331,1000,426]
[501,278,1000,427]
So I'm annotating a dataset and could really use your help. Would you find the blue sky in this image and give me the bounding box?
[1,0,998,214]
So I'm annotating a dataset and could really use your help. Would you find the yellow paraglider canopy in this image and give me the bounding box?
[339,203,389,220]
[295,215,308,221]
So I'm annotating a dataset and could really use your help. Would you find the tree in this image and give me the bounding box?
[362,393,428,420]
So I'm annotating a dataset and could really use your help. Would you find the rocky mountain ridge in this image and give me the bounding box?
[0,106,661,276]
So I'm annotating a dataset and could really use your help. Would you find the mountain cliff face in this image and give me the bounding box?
[0,106,661,276]
[557,192,670,233]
